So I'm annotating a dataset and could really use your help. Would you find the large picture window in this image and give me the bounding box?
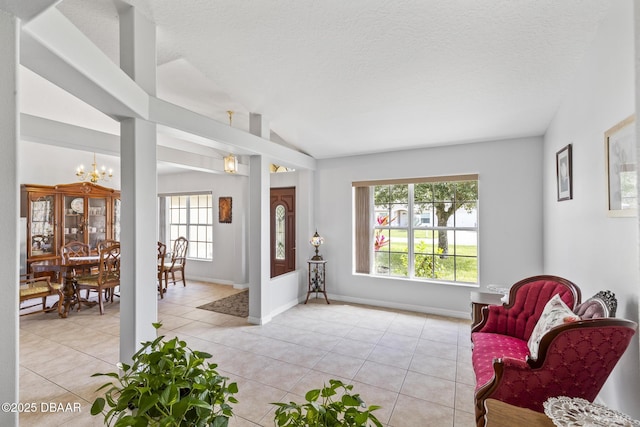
[354,175,478,284]
[160,193,213,260]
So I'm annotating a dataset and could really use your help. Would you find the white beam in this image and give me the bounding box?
[21,114,119,155]
[150,97,316,171]
[158,146,248,176]
[20,8,148,120]
[20,114,245,175]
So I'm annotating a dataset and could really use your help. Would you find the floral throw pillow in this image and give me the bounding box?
[527,294,580,360]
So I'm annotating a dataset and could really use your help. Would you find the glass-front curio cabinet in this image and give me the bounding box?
[21,182,120,270]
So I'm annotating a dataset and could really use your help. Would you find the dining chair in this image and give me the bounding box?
[75,242,120,315]
[157,241,167,298]
[19,273,63,316]
[61,240,93,281]
[162,237,188,288]
[61,240,90,260]
[96,239,118,254]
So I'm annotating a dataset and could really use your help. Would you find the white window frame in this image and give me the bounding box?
[353,175,479,285]
[159,192,213,261]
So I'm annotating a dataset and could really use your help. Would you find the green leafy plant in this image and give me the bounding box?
[90,323,238,427]
[272,379,382,427]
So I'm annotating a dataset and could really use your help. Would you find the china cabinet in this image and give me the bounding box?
[21,182,120,271]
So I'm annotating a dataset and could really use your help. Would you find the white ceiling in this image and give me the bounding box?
[23,0,612,160]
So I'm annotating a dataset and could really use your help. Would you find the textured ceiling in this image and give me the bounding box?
[38,0,612,159]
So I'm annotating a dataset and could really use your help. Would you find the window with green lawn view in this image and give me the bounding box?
[160,193,213,260]
[354,175,478,284]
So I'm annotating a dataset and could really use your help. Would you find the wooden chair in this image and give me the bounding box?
[75,242,120,315]
[61,240,92,274]
[157,241,167,298]
[62,240,94,299]
[19,274,63,316]
[61,240,90,258]
[96,239,118,254]
[162,237,188,288]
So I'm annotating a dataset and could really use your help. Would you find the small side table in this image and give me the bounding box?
[305,259,330,304]
[470,291,504,330]
[485,399,554,427]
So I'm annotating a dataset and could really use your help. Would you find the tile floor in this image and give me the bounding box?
[19,281,476,426]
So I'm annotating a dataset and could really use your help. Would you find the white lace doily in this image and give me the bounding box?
[544,397,640,427]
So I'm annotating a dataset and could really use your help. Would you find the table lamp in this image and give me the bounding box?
[310,230,324,260]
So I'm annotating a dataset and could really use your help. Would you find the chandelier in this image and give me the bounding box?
[76,153,113,183]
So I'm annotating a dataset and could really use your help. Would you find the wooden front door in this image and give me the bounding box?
[271,187,296,277]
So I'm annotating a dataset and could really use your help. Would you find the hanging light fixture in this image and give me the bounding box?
[75,153,113,183]
[224,153,238,174]
[224,110,238,174]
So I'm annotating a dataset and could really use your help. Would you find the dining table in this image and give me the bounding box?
[30,256,101,318]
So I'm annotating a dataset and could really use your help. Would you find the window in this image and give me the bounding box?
[354,175,478,284]
[274,204,286,260]
[160,193,213,260]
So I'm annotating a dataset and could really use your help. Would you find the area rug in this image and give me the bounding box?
[197,290,248,317]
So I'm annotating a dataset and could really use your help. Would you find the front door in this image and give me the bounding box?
[271,187,296,277]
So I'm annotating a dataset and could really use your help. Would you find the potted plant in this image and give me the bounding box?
[272,379,382,427]
[90,323,238,427]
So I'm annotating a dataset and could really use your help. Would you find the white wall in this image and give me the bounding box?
[19,141,121,190]
[315,136,544,317]
[158,170,248,285]
[157,168,315,321]
[543,0,640,417]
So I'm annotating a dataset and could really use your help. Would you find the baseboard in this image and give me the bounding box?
[185,275,235,286]
[326,293,470,319]
[247,314,272,325]
[270,297,300,318]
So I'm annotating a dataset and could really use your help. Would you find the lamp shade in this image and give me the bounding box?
[310,230,324,260]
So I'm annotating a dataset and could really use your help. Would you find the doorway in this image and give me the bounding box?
[270,187,296,277]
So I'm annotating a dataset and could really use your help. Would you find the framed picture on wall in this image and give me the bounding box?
[605,115,636,217]
[556,144,573,201]
[219,197,232,223]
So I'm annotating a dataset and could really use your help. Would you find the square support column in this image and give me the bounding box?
[248,155,272,324]
[0,10,20,427]
[118,5,158,361]
[119,117,158,360]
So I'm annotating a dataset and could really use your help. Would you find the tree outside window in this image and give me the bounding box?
[368,177,478,284]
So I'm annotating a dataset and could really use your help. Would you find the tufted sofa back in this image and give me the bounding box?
[476,275,581,341]
[484,319,637,414]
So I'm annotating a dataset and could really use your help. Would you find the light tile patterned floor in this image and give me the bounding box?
[19,281,476,426]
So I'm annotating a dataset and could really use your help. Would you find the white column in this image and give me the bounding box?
[0,10,20,427]
[635,0,640,368]
[249,113,269,139]
[248,114,272,323]
[297,168,316,278]
[118,5,157,361]
[248,155,271,324]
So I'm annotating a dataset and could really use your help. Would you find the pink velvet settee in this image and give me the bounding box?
[470,275,637,427]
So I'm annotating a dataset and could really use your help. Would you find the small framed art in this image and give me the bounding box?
[605,115,636,216]
[556,144,573,201]
[219,197,232,223]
